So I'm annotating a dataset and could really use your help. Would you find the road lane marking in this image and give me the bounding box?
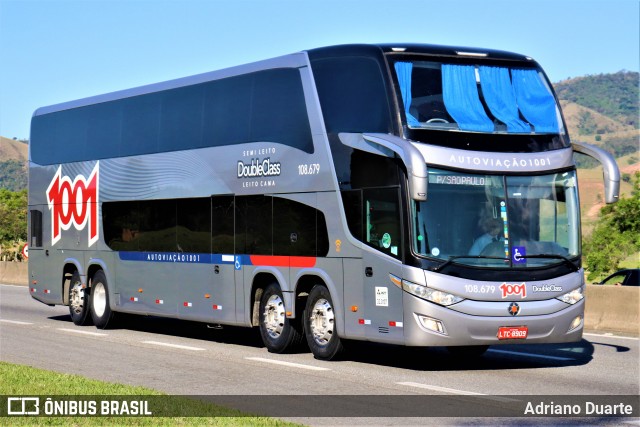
[58,328,108,337]
[0,319,33,325]
[584,332,639,341]
[245,357,330,371]
[487,349,574,361]
[397,382,485,395]
[397,382,518,402]
[142,340,205,351]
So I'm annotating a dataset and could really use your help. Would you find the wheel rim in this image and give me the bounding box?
[309,298,334,346]
[92,282,107,318]
[69,282,85,315]
[263,294,285,339]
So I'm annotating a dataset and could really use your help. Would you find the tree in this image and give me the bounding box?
[0,189,27,261]
[584,172,640,281]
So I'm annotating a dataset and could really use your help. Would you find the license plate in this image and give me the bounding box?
[497,326,528,340]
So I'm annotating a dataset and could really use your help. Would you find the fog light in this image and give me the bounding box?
[417,315,447,335]
[568,315,583,332]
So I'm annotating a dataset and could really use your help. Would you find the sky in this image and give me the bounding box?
[0,0,638,140]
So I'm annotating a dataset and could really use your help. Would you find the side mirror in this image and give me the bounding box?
[339,133,428,201]
[572,142,620,204]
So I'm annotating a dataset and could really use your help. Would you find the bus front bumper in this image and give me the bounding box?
[402,292,584,347]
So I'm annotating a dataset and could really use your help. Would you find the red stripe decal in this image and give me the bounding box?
[249,255,316,268]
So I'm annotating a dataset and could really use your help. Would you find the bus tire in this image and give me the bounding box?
[304,285,344,361]
[447,345,489,357]
[89,270,115,329]
[68,270,92,326]
[259,283,304,353]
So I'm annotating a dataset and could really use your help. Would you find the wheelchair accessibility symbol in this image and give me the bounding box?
[235,256,242,270]
[513,246,526,264]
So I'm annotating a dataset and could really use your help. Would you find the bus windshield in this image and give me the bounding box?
[393,59,563,134]
[412,168,580,268]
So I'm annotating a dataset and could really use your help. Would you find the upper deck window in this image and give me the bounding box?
[31,68,313,165]
[393,60,561,135]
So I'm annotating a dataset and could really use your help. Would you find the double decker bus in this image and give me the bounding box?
[29,44,620,360]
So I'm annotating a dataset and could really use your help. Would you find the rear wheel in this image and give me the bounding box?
[304,285,344,360]
[259,283,304,353]
[90,270,115,329]
[68,270,92,326]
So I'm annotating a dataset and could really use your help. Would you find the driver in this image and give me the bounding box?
[469,218,503,255]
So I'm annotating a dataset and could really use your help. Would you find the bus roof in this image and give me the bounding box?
[306,43,535,63]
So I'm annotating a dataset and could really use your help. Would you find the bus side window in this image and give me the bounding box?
[138,200,177,253]
[212,196,235,254]
[341,190,363,242]
[363,187,402,259]
[235,196,273,256]
[30,210,43,247]
[176,198,211,253]
[103,201,141,251]
[273,197,316,257]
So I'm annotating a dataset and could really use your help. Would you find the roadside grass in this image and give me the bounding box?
[0,362,301,426]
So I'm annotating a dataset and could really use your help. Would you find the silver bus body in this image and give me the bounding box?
[28,44,619,359]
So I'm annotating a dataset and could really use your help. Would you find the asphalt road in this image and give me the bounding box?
[1,283,639,426]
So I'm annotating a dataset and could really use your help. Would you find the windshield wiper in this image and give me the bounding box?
[518,254,580,272]
[433,255,508,272]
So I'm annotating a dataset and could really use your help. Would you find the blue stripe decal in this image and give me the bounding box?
[118,252,252,266]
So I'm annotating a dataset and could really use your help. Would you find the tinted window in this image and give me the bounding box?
[121,95,161,155]
[251,69,313,150]
[350,150,401,189]
[273,197,319,256]
[160,85,204,152]
[203,75,252,147]
[30,210,43,248]
[177,198,211,253]
[341,190,363,241]
[137,199,176,252]
[311,56,392,134]
[212,196,235,254]
[103,200,141,251]
[31,68,313,165]
[340,187,401,259]
[316,212,329,257]
[363,187,402,259]
[103,195,329,257]
[103,199,177,252]
[235,196,272,255]
[88,102,123,159]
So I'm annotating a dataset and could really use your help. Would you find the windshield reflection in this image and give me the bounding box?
[412,168,580,268]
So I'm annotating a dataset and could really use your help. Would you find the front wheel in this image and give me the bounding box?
[304,285,344,360]
[259,283,304,353]
[89,270,115,329]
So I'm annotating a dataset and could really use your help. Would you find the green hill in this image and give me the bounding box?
[0,136,28,191]
[555,71,639,129]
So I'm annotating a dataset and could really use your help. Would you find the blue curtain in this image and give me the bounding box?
[442,64,493,132]
[511,69,559,133]
[394,62,419,126]
[479,66,531,133]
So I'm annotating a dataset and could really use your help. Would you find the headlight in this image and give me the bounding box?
[402,281,464,306]
[556,286,584,305]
